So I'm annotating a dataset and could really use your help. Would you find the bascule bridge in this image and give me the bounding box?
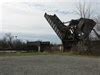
[44,13,96,51]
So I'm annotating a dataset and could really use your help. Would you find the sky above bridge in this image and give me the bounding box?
[0,0,100,44]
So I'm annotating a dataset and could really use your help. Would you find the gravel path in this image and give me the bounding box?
[0,55,100,75]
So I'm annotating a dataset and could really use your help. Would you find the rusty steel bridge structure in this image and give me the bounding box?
[44,13,96,51]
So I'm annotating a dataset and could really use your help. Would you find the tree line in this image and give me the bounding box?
[0,33,28,51]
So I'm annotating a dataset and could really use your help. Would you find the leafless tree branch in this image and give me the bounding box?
[75,1,93,19]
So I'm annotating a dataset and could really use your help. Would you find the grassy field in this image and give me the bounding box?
[0,55,100,75]
[0,51,100,75]
[0,51,100,57]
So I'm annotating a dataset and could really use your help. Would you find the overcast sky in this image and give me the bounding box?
[0,0,100,44]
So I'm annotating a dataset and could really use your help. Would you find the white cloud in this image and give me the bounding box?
[0,0,100,43]
[1,2,77,34]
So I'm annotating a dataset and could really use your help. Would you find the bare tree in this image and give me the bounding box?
[3,33,14,48]
[74,1,96,53]
[94,16,100,31]
[75,1,94,19]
